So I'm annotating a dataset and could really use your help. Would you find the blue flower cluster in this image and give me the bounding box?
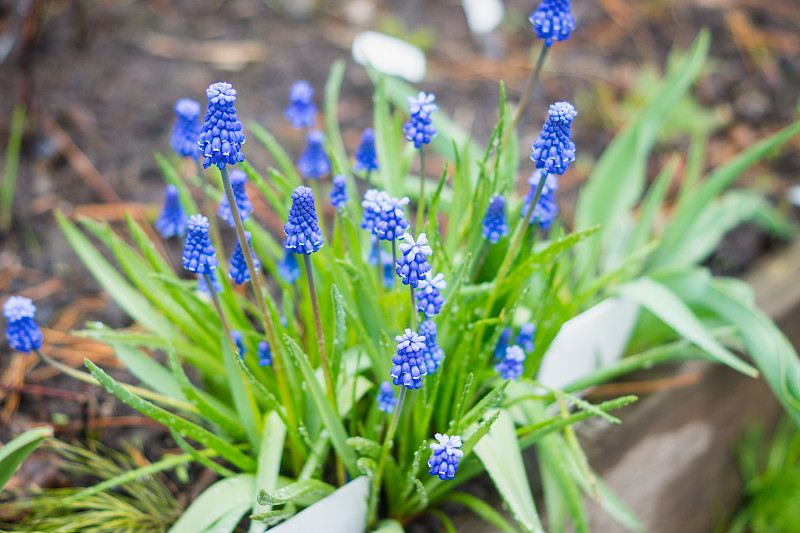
[284,186,324,254]
[419,320,444,374]
[522,172,559,229]
[381,251,396,289]
[155,184,187,238]
[416,272,446,318]
[529,0,575,47]
[257,341,272,367]
[361,189,390,236]
[229,231,260,285]
[297,130,331,180]
[3,296,43,353]
[428,433,463,480]
[284,80,317,129]
[403,91,438,149]
[197,270,222,296]
[396,233,433,288]
[329,174,348,211]
[494,326,513,360]
[530,101,577,178]
[183,215,218,274]
[516,323,536,353]
[231,330,246,358]
[277,247,301,284]
[390,328,428,390]
[354,128,379,173]
[217,169,253,227]
[198,82,246,169]
[481,195,509,244]
[375,196,410,242]
[495,345,526,380]
[376,381,398,414]
[170,98,202,158]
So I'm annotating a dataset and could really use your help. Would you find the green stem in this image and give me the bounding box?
[369,386,408,527]
[392,239,397,272]
[409,285,418,330]
[470,241,491,284]
[195,159,225,258]
[303,254,336,411]
[365,169,372,186]
[416,147,426,233]
[507,45,549,140]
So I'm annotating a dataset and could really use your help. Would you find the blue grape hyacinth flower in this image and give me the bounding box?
[257,341,272,367]
[297,129,331,180]
[495,345,526,380]
[284,80,317,129]
[522,172,559,229]
[416,272,446,318]
[396,232,433,288]
[403,92,438,149]
[376,196,411,242]
[217,169,253,227]
[155,184,187,238]
[381,251,396,289]
[198,82,246,169]
[231,330,246,358]
[277,246,301,284]
[529,0,575,47]
[530,101,577,178]
[516,323,536,353]
[183,215,218,274]
[494,326,513,360]
[390,328,428,390]
[329,174,348,211]
[428,433,463,480]
[354,127,379,173]
[197,270,222,296]
[170,98,202,158]
[376,381,398,414]
[284,186,324,254]
[419,320,444,374]
[361,189,390,236]
[230,231,261,285]
[367,235,381,266]
[3,296,43,353]
[482,194,509,244]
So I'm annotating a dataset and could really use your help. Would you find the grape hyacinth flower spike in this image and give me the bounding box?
[495,345,526,380]
[230,231,261,285]
[231,330,246,359]
[155,184,187,238]
[3,296,43,353]
[376,381,398,414]
[482,194,509,244]
[277,246,301,284]
[390,328,428,390]
[284,186,324,255]
[198,82,245,169]
[416,272,446,318]
[428,433,463,480]
[257,341,272,367]
[396,232,432,288]
[183,215,218,274]
[297,129,331,180]
[354,127,379,179]
[170,98,202,159]
[530,102,577,178]
[329,174,348,211]
[494,326,513,360]
[419,320,444,374]
[284,80,317,129]
[381,251,396,289]
[522,172,559,229]
[197,270,222,296]
[217,169,253,227]
[516,323,536,353]
[403,92,439,149]
[529,0,575,47]
[376,196,411,242]
[361,189,390,236]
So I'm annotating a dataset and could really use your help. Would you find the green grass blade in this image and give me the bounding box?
[0,426,52,492]
[444,492,518,533]
[168,474,255,533]
[250,411,286,533]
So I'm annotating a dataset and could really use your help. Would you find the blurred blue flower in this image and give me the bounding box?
[217,169,253,227]
[428,433,463,480]
[381,251,396,289]
[419,320,444,374]
[403,92,438,149]
[277,247,301,284]
[329,174,348,211]
[170,98,202,158]
[390,328,428,390]
[529,0,575,47]
[530,101,577,178]
[284,80,317,129]
[516,323,536,353]
[231,330,246,359]
[257,340,272,367]
[481,194,509,244]
[396,232,433,288]
[197,270,222,297]
[229,231,261,285]
[198,82,246,169]
[494,326,513,360]
[376,381,398,414]
[183,214,218,274]
[495,345,526,380]
[354,127,379,173]
[297,129,331,180]
[416,272,446,318]
[522,173,559,229]
[3,296,43,353]
[367,235,381,266]
[155,184,187,238]
[376,196,410,242]
[361,189,390,236]
[284,186,324,254]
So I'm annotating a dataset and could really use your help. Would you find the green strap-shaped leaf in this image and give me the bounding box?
[0,427,52,492]
[168,474,256,533]
[257,478,335,506]
[250,412,287,533]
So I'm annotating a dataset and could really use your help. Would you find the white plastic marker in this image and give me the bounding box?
[352,31,426,83]
[463,0,505,35]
